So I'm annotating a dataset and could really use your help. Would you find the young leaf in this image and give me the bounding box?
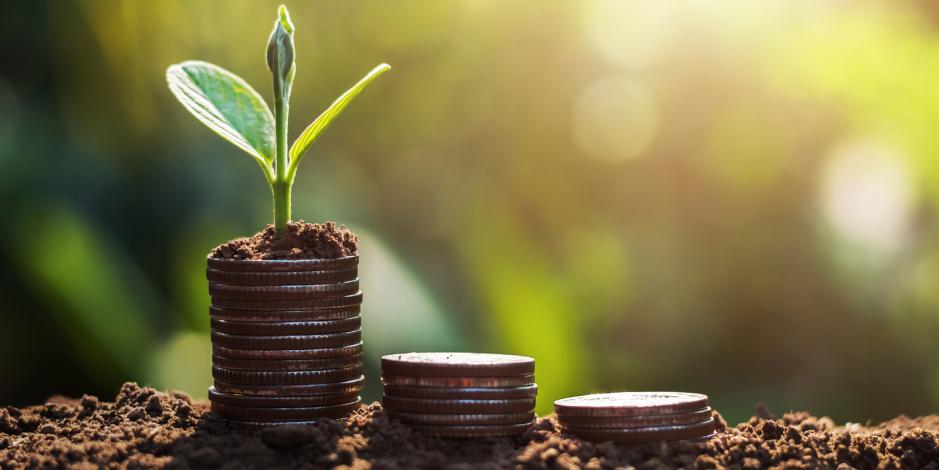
[267,5,296,102]
[166,60,276,175]
[287,63,391,179]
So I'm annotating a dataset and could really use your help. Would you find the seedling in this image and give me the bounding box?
[167,5,390,232]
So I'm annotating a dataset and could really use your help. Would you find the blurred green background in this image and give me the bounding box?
[3,0,939,425]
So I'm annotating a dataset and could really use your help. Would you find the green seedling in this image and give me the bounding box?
[167,5,390,232]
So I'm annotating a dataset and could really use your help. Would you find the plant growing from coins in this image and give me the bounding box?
[166,5,390,232]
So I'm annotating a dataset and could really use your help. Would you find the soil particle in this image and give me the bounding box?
[3,383,939,469]
[211,221,358,260]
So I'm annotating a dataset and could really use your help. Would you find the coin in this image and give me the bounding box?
[210,306,360,322]
[210,330,361,350]
[206,256,358,273]
[382,384,539,400]
[387,411,536,426]
[212,342,363,360]
[560,418,716,443]
[211,399,361,420]
[212,354,363,371]
[554,392,709,417]
[214,376,364,397]
[557,407,713,429]
[381,352,534,377]
[210,292,362,311]
[381,374,535,388]
[212,365,363,385]
[226,419,321,427]
[208,280,359,300]
[206,268,358,286]
[382,396,536,414]
[210,317,361,335]
[208,387,357,407]
[405,422,533,438]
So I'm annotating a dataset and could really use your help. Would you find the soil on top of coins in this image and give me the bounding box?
[211,221,358,260]
[3,383,939,469]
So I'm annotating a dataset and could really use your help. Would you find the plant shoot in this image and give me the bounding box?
[167,5,390,232]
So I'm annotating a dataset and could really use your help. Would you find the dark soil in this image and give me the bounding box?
[3,383,939,469]
[211,221,358,260]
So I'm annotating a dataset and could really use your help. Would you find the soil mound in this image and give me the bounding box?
[211,221,358,260]
[2,383,939,469]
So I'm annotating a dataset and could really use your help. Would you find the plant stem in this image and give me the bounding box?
[273,86,290,231]
[272,179,290,231]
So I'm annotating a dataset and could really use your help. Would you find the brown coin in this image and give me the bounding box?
[206,268,358,286]
[214,376,364,397]
[560,418,716,443]
[557,407,713,429]
[382,395,536,414]
[212,399,361,420]
[208,387,357,407]
[210,306,360,322]
[206,255,358,273]
[406,422,533,438]
[381,352,534,378]
[209,280,359,300]
[381,374,535,388]
[212,365,363,385]
[383,384,539,400]
[212,353,362,371]
[210,330,361,350]
[210,292,362,311]
[211,316,361,335]
[554,392,709,417]
[388,411,536,426]
[212,342,363,360]
[226,419,322,427]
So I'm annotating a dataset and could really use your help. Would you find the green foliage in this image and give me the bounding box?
[165,61,275,181]
[288,64,391,181]
[166,4,389,231]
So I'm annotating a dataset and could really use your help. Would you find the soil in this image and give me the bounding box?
[211,221,358,260]
[3,383,939,469]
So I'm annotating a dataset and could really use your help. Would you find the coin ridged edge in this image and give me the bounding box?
[381,374,535,388]
[382,384,539,399]
[212,342,364,360]
[206,255,358,273]
[206,268,358,286]
[382,396,537,414]
[388,410,536,426]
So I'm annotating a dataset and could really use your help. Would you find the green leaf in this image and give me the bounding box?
[166,61,276,174]
[287,63,391,179]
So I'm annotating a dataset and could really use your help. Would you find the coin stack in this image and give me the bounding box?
[381,352,538,438]
[206,256,364,425]
[554,392,716,444]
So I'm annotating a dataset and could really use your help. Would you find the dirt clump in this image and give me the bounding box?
[211,221,358,260]
[3,383,939,469]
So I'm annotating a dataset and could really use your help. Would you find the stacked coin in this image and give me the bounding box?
[554,392,716,443]
[206,256,364,425]
[381,352,538,438]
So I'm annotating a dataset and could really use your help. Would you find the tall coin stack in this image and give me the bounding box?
[206,256,364,425]
[381,352,538,437]
[554,392,716,443]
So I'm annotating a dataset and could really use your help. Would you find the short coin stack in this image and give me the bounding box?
[381,352,538,437]
[554,392,716,444]
[206,256,364,425]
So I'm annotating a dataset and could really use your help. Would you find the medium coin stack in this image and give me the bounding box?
[554,392,716,444]
[206,256,364,425]
[381,352,538,438]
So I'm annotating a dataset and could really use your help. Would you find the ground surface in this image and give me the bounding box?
[2,383,938,469]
